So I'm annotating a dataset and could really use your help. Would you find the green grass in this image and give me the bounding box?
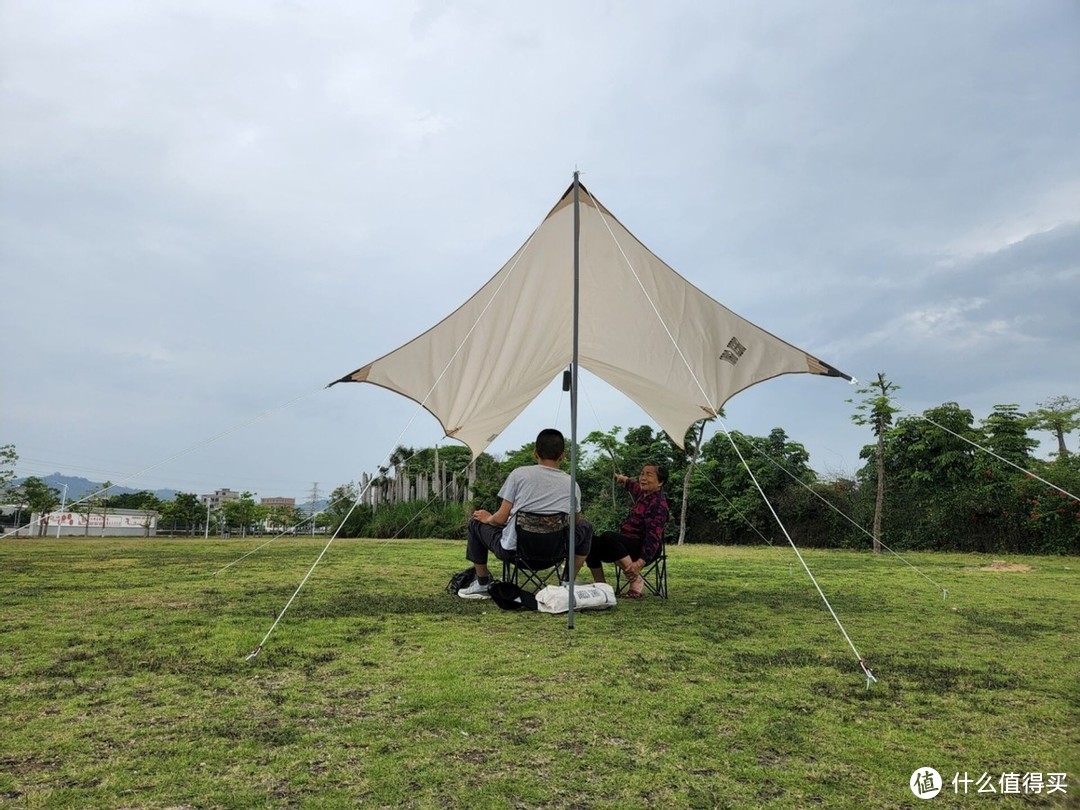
[1,538,1077,808]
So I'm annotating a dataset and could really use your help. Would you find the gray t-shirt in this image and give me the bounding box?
[497,464,581,552]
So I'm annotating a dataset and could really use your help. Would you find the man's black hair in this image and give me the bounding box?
[535,428,566,461]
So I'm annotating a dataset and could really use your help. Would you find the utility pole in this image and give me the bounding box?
[307,482,320,536]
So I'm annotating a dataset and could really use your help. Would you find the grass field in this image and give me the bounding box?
[1,537,1077,808]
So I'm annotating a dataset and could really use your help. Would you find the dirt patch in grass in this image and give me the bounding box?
[973,560,1033,572]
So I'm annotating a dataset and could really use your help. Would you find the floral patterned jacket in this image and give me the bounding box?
[619,479,669,563]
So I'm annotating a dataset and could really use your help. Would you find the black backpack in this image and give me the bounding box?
[446,566,476,594]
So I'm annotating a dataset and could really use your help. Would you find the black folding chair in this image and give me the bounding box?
[614,535,668,599]
[502,512,569,592]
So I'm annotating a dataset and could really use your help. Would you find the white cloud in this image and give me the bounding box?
[852,299,1016,358]
[940,182,1080,261]
[111,343,177,366]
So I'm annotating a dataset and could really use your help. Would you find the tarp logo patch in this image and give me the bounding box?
[720,337,747,366]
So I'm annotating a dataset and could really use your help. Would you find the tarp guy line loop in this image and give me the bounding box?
[860,659,878,690]
[718,416,875,684]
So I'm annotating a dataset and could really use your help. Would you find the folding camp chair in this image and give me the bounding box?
[502,512,569,592]
[614,535,668,599]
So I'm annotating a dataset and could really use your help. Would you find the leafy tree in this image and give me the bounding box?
[172,493,204,535]
[324,482,371,537]
[466,451,502,507]
[20,477,60,536]
[71,483,111,537]
[1017,454,1080,554]
[74,497,94,536]
[388,445,418,469]
[157,493,200,536]
[97,489,161,536]
[0,444,17,496]
[804,476,865,549]
[158,500,179,535]
[384,446,419,499]
[395,445,473,479]
[580,428,627,531]
[1031,395,1080,458]
[980,404,1038,467]
[890,404,980,487]
[878,403,980,550]
[690,427,813,545]
[676,419,713,545]
[621,425,677,474]
[267,504,303,533]
[395,444,478,502]
[584,426,622,466]
[313,508,336,534]
[98,481,113,536]
[221,492,264,537]
[312,411,1077,553]
[849,373,901,552]
[108,491,162,511]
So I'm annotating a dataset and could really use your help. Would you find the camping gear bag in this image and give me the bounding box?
[446,566,476,594]
[535,582,616,614]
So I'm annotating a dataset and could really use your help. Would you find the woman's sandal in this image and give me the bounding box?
[624,576,646,599]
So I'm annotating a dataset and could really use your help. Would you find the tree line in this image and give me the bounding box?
[321,387,1080,554]
[3,387,1076,551]
[0,461,318,537]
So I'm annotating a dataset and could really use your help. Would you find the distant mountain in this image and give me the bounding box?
[13,473,180,503]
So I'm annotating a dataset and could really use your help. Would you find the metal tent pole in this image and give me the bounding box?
[56,483,68,538]
[567,171,581,630]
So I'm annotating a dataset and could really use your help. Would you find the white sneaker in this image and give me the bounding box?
[458,579,491,599]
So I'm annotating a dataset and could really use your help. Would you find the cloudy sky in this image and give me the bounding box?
[3,1,1078,502]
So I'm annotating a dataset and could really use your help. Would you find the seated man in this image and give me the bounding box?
[459,428,593,599]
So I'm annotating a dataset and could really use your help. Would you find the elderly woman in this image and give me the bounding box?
[586,462,669,598]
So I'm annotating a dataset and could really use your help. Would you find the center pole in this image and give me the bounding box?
[567,171,581,630]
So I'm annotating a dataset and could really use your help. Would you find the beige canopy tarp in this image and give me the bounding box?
[331,181,849,456]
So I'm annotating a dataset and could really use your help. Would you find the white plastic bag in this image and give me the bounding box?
[535,582,617,614]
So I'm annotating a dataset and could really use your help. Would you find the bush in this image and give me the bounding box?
[359,501,469,540]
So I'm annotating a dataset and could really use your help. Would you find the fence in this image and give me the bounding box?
[360,458,475,511]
